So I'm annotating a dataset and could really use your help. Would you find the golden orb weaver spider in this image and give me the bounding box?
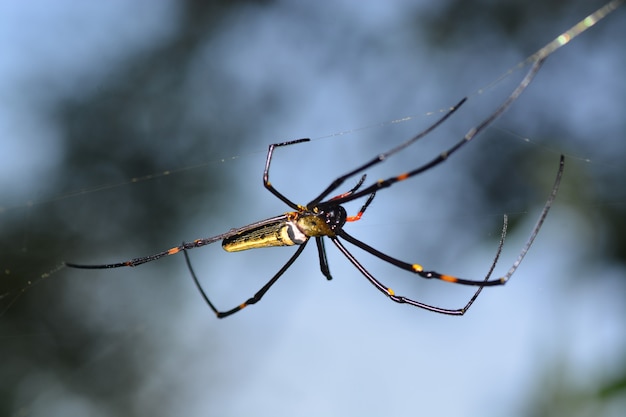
[66,58,564,318]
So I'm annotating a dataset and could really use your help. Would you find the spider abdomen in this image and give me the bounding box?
[222,218,307,252]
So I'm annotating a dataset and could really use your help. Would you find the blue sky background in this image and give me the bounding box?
[1,1,625,416]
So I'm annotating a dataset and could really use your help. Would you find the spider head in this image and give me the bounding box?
[321,205,347,232]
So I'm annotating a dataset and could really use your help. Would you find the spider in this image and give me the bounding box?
[66,58,564,318]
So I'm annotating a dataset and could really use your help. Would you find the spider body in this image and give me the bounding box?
[65,60,564,318]
[221,206,347,252]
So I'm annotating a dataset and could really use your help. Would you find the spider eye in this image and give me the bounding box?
[323,206,347,230]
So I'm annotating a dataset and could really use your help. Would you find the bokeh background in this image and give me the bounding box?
[1,1,624,416]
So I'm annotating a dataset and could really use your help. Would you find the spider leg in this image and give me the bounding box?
[263,138,311,210]
[337,225,508,287]
[330,235,501,315]
[331,214,507,315]
[185,241,308,318]
[329,174,367,200]
[455,213,508,314]
[345,192,375,222]
[330,174,377,222]
[326,58,546,207]
[308,98,467,208]
[65,235,225,269]
[315,237,332,280]
[502,154,564,281]
[332,215,508,316]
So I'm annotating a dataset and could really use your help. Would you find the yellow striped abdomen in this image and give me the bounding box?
[222,219,308,252]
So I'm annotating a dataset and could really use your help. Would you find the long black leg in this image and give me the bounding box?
[322,58,546,208]
[455,214,507,314]
[328,174,367,201]
[263,138,311,210]
[65,235,225,269]
[330,214,507,315]
[337,227,508,287]
[308,98,467,208]
[315,237,332,280]
[185,241,308,318]
[502,154,564,280]
[345,191,376,222]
